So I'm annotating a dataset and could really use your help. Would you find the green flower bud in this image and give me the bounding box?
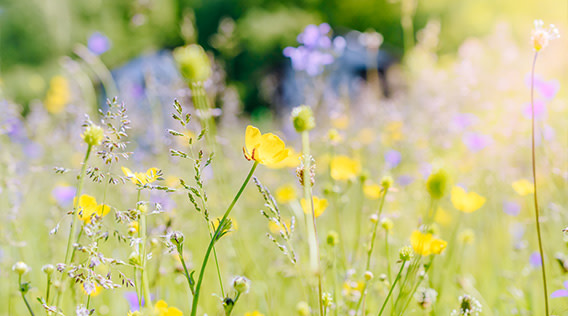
[173,44,212,82]
[291,105,315,132]
[364,271,374,281]
[12,261,29,275]
[369,214,379,224]
[170,231,185,246]
[380,218,394,231]
[426,169,448,200]
[42,264,55,275]
[399,246,414,261]
[82,124,104,147]
[322,292,333,307]
[326,230,339,246]
[296,301,311,316]
[381,176,393,189]
[232,276,250,294]
[128,252,141,266]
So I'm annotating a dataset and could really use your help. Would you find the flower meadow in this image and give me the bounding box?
[2,11,568,316]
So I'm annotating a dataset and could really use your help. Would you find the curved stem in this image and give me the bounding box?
[190,162,258,316]
[377,260,407,316]
[178,248,195,296]
[531,51,549,315]
[139,207,152,308]
[366,191,388,271]
[19,275,35,316]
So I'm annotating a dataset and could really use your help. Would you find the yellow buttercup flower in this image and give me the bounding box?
[434,207,452,227]
[330,156,360,181]
[74,194,110,224]
[44,76,70,114]
[267,148,300,169]
[451,186,485,213]
[243,125,290,165]
[410,230,447,256]
[275,184,296,204]
[121,167,160,185]
[512,179,534,196]
[245,311,265,316]
[81,282,102,296]
[363,182,382,200]
[301,196,328,218]
[155,300,183,316]
[357,128,375,145]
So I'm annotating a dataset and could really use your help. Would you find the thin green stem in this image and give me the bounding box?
[178,248,195,296]
[139,203,152,307]
[19,275,35,316]
[54,144,92,311]
[377,260,407,316]
[398,258,434,316]
[190,161,258,316]
[302,131,324,316]
[366,191,388,271]
[530,51,549,316]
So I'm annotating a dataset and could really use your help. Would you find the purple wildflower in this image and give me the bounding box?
[462,132,493,152]
[530,251,542,267]
[52,185,76,206]
[88,32,111,55]
[385,150,402,168]
[551,281,568,298]
[502,201,521,216]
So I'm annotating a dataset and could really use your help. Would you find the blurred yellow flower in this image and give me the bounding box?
[243,125,290,165]
[175,130,195,148]
[357,128,375,145]
[213,217,238,231]
[74,194,110,224]
[410,230,447,256]
[81,282,102,296]
[330,156,360,181]
[363,182,382,200]
[327,129,343,144]
[512,179,534,196]
[381,121,404,145]
[44,76,70,114]
[128,221,139,233]
[155,300,183,316]
[434,207,452,227]
[451,186,485,213]
[245,312,264,316]
[275,184,296,204]
[121,167,160,185]
[301,196,328,218]
[269,219,290,234]
[267,148,300,169]
[331,114,350,130]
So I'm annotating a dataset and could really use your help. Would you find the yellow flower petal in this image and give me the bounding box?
[330,156,360,181]
[363,183,382,200]
[275,184,296,204]
[410,230,433,256]
[512,179,534,196]
[301,196,328,218]
[451,186,485,213]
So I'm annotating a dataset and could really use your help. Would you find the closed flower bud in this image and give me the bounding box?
[170,231,185,246]
[291,105,315,132]
[82,124,104,147]
[138,203,148,214]
[12,261,30,275]
[322,292,333,307]
[296,301,311,316]
[364,271,374,281]
[232,276,250,294]
[42,264,55,275]
[326,230,339,246]
[369,214,379,224]
[381,176,393,189]
[399,246,414,261]
[426,169,448,200]
[128,252,141,266]
[380,218,394,231]
[173,44,212,82]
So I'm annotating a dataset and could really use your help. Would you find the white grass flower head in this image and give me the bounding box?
[451,294,482,316]
[531,19,560,51]
[232,276,250,294]
[12,261,30,275]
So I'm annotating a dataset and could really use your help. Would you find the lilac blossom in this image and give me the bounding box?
[462,132,493,152]
[502,201,521,216]
[88,32,111,55]
[551,281,568,298]
[385,149,402,168]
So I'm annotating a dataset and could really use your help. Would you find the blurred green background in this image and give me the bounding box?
[0,0,565,111]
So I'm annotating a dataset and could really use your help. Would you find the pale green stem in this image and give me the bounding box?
[190,161,258,316]
[366,190,388,271]
[19,275,35,316]
[302,131,324,316]
[139,197,152,308]
[530,51,549,316]
[377,260,407,316]
[54,144,92,311]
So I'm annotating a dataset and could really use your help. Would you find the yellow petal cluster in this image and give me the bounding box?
[410,230,447,256]
[301,196,328,218]
[450,186,485,213]
[243,125,290,165]
[122,167,160,185]
[245,311,265,316]
[275,184,296,204]
[330,156,360,181]
[512,179,534,196]
[74,194,110,224]
[44,76,70,114]
[154,300,183,316]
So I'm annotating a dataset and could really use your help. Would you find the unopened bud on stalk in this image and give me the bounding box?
[296,301,311,316]
[369,214,379,223]
[12,261,30,275]
[399,246,414,261]
[232,276,250,294]
[170,231,185,247]
[42,264,55,275]
[291,105,315,132]
[364,271,374,281]
[326,230,339,246]
[381,175,393,189]
[82,124,104,147]
[173,44,212,82]
[380,218,394,231]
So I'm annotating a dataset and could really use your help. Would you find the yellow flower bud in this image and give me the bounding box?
[82,124,104,146]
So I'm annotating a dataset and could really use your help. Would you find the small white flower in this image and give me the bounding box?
[531,19,560,51]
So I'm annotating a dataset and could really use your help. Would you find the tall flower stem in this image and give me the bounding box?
[377,259,407,316]
[301,130,325,316]
[190,161,258,316]
[530,51,549,315]
[19,275,35,316]
[365,191,388,271]
[54,144,92,311]
[139,196,153,308]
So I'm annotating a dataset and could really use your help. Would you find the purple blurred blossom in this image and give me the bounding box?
[522,99,547,119]
[462,132,493,152]
[52,185,76,206]
[125,292,155,311]
[397,175,414,186]
[420,163,432,179]
[88,32,111,55]
[284,23,338,76]
[451,113,478,130]
[525,74,560,100]
[530,251,542,267]
[502,201,520,216]
[551,281,568,298]
[385,150,402,168]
